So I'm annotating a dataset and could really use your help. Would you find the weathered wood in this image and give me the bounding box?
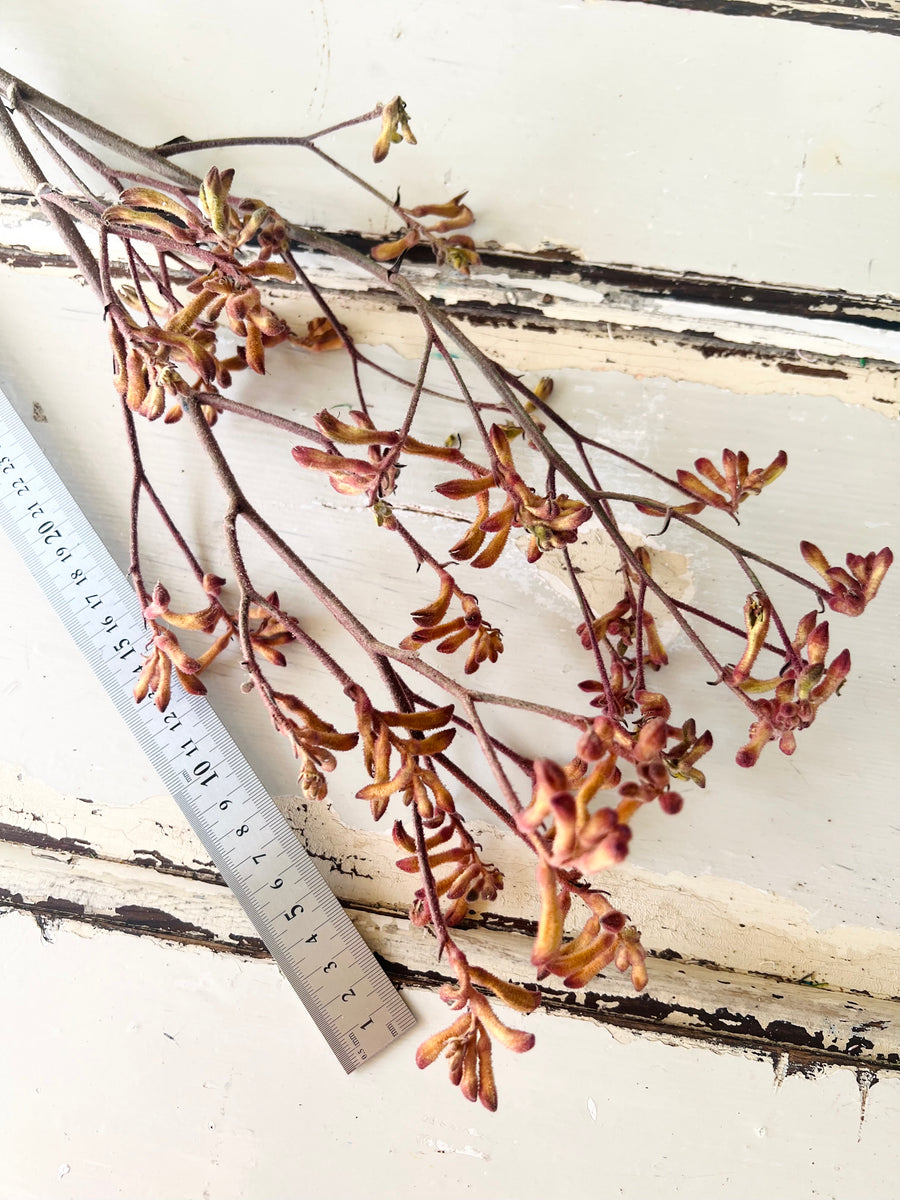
[3,831,897,1068]
[619,0,900,37]
[1,780,897,1069]
[2,193,896,415]
[1,10,898,1193]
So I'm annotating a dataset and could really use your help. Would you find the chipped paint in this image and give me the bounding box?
[523,527,695,643]
[1,779,897,1072]
[578,0,900,34]
[1,196,896,415]
[857,1068,879,1138]
[423,1138,487,1159]
[2,773,898,997]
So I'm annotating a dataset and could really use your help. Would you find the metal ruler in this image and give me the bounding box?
[0,384,415,1071]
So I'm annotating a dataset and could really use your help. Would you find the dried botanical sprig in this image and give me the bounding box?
[371,189,481,273]
[734,611,852,765]
[436,424,592,566]
[517,695,711,877]
[2,71,892,1113]
[372,95,416,163]
[400,589,504,675]
[394,815,503,928]
[529,867,648,991]
[675,449,788,519]
[272,694,359,800]
[800,542,893,616]
[350,690,457,821]
[415,946,536,1110]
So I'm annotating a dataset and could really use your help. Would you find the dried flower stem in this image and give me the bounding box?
[2,69,891,1111]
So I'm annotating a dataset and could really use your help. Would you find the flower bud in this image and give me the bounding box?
[806,620,830,664]
[658,791,684,815]
[634,716,668,762]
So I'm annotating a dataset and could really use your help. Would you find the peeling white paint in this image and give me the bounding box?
[2,775,898,1003]
[423,1138,487,1159]
[2,201,897,415]
[525,525,695,644]
[1,909,897,1200]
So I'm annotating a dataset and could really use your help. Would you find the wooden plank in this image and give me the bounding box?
[1,778,897,999]
[1,781,897,1068]
[615,0,900,36]
[2,907,896,1200]
[1,196,896,414]
[1,3,897,295]
[2,833,896,1068]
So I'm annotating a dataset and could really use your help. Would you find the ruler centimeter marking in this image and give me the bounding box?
[0,385,415,1071]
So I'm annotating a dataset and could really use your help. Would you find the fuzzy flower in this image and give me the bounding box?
[372,96,416,163]
[735,612,852,766]
[800,542,893,617]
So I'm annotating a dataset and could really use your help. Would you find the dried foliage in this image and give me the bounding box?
[0,71,892,1109]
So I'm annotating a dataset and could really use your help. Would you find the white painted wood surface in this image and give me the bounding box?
[1,908,896,1200]
[1,908,897,1200]
[1,0,898,294]
[1,267,896,927]
[1,4,898,1196]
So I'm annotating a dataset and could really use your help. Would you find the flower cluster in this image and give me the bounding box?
[103,172,301,423]
[371,190,481,273]
[517,695,712,877]
[578,600,667,673]
[293,408,468,499]
[394,815,503,928]
[269,692,359,801]
[133,576,232,709]
[133,578,295,710]
[734,609,852,765]
[530,871,648,992]
[671,448,788,519]
[350,689,458,822]
[801,542,893,617]
[400,578,503,676]
[372,95,416,163]
[436,424,592,567]
[415,947,538,1111]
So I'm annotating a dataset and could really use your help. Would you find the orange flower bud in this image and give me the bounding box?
[467,992,535,1055]
[370,229,420,261]
[380,704,455,730]
[411,573,454,629]
[434,475,494,500]
[468,967,541,1015]
[415,1012,473,1069]
[531,859,565,972]
[560,933,619,990]
[315,410,399,446]
[616,928,648,991]
[736,714,775,768]
[373,96,416,163]
[634,716,668,762]
[407,192,469,219]
[476,1026,498,1112]
[731,593,771,685]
